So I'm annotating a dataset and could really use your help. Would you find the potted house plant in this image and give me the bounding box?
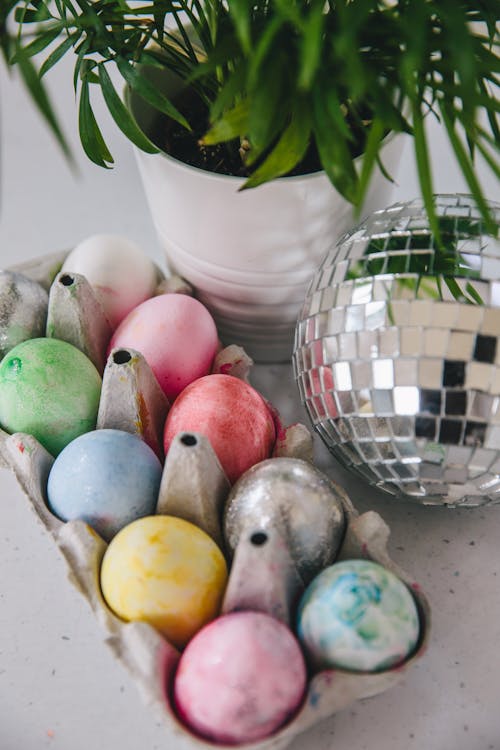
[1,1,499,361]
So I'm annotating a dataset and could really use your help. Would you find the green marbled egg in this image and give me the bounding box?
[0,337,102,456]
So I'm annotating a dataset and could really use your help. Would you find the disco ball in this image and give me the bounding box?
[293,195,500,507]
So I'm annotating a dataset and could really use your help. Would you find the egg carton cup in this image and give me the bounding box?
[0,252,430,750]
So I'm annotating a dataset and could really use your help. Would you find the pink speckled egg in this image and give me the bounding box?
[108,294,219,401]
[174,611,306,744]
[163,374,276,483]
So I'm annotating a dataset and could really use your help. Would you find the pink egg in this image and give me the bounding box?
[108,294,219,401]
[163,374,276,483]
[174,612,306,744]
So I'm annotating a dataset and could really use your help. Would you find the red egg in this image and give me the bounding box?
[163,374,276,483]
[108,294,219,401]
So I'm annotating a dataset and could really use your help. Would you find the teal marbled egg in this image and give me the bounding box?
[297,559,420,672]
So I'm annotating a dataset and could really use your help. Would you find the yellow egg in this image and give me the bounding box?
[100,515,228,649]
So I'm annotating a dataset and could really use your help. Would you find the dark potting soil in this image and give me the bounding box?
[149,91,367,179]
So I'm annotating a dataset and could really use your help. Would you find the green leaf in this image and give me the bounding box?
[440,102,498,236]
[241,106,311,190]
[474,138,500,183]
[438,3,477,119]
[312,85,358,203]
[152,3,168,40]
[54,0,76,20]
[39,32,79,77]
[78,75,113,167]
[299,1,325,90]
[10,25,62,61]
[354,117,385,210]
[443,276,466,302]
[15,49,73,162]
[72,0,103,33]
[322,88,353,142]
[370,88,413,136]
[375,152,397,185]
[177,1,213,55]
[273,0,302,28]
[169,8,199,64]
[73,37,90,92]
[247,51,289,154]
[98,62,159,154]
[411,97,440,245]
[477,78,500,144]
[228,0,252,54]
[202,100,249,145]
[85,69,99,84]
[209,63,246,122]
[14,5,51,23]
[248,16,283,90]
[116,58,191,131]
[465,282,484,305]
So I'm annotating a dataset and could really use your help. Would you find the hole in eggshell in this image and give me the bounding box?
[250,531,268,546]
[180,434,198,447]
[59,274,75,287]
[113,349,132,365]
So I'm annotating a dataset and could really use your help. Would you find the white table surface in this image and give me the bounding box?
[1,58,499,750]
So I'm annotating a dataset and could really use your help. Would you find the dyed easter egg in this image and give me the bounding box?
[224,458,345,583]
[100,515,227,648]
[174,611,306,744]
[47,429,162,541]
[0,271,48,358]
[0,338,101,456]
[61,234,157,329]
[297,559,420,672]
[109,294,219,401]
[163,374,276,483]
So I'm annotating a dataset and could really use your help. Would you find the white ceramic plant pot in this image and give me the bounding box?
[129,78,404,363]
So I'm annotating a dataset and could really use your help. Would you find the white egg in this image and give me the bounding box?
[61,234,158,329]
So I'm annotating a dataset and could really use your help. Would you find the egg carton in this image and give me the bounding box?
[0,252,431,750]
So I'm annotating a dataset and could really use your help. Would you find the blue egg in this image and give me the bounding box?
[296,559,420,672]
[47,429,162,541]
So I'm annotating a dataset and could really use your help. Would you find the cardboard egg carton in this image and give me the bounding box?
[0,252,430,750]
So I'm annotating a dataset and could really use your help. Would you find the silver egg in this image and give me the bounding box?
[0,271,48,358]
[223,457,346,584]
